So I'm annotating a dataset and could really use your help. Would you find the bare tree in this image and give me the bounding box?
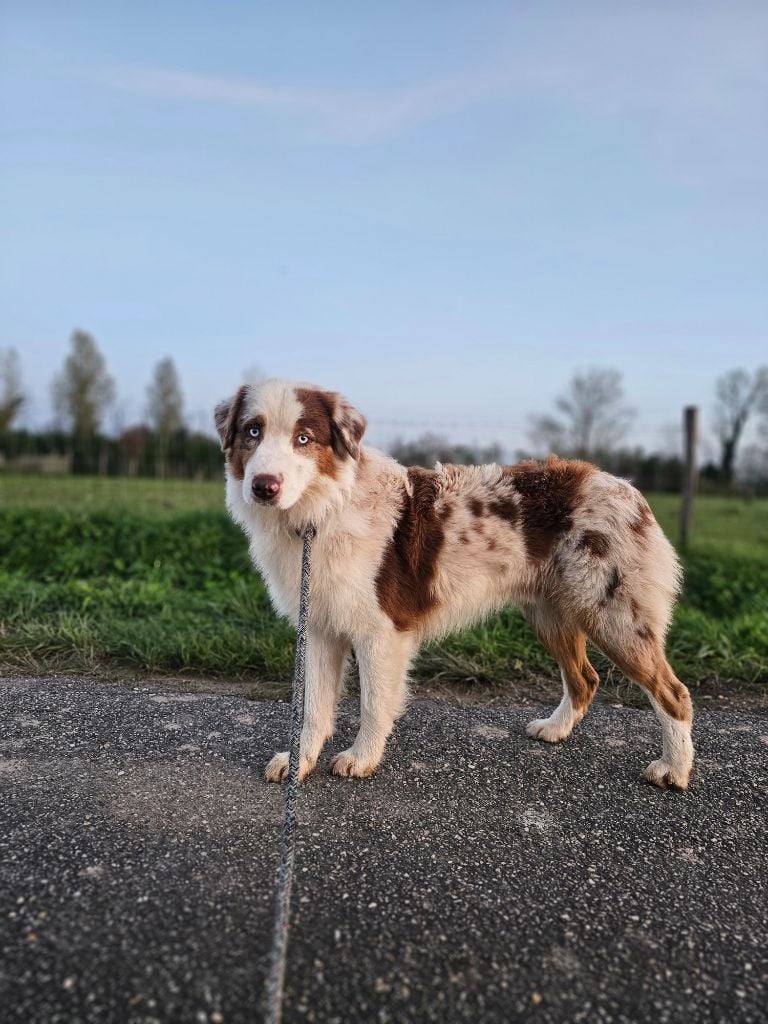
[713,367,768,483]
[526,414,567,455]
[146,357,184,477]
[528,368,635,458]
[51,330,115,442]
[0,347,24,435]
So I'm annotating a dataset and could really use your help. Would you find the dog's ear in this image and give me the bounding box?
[214,385,249,452]
[330,394,367,460]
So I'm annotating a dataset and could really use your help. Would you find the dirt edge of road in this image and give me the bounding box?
[6,667,765,713]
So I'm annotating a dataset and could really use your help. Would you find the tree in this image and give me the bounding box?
[0,347,24,435]
[146,357,184,477]
[51,331,116,474]
[119,425,152,478]
[528,368,635,459]
[51,330,115,442]
[390,433,503,468]
[713,367,768,484]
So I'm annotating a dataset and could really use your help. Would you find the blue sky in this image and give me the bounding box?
[1,1,766,456]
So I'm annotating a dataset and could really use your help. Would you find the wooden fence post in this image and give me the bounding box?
[680,406,699,550]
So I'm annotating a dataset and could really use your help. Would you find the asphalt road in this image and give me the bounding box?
[1,675,766,1024]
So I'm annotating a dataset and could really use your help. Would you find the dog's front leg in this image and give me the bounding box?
[329,630,415,778]
[265,631,349,783]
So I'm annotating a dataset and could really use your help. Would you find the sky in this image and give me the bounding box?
[1,1,766,458]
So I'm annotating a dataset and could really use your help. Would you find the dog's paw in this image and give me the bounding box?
[328,749,378,779]
[644,759,691,791]
[264,751,315,784]
[526,717,571,743]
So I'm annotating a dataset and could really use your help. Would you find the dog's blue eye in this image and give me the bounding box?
[297,434,310,446]
[249,426,260,439]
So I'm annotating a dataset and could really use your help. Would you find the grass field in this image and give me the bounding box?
[1,473,766,703]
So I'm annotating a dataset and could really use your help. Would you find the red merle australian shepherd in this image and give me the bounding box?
[215,379,693,790]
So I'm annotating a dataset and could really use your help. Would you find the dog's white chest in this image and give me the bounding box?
[250,528,384,639]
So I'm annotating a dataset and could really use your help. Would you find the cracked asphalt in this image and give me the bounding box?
[0,675,766,1024]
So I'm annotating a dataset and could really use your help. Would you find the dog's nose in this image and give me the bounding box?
[252,474,282,502]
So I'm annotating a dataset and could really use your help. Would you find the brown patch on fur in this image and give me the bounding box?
[295,388,336,444]
[295,386,366,462]
[335,404,367,458]
[376,468,445,631]
[598,642,692,722]
[531,623,600,713]
[459,532,470,545]
[230,414,265,481]
[295,387,366,466]
[229,446,248,481]
[469,497,485,517]
[314,445,338,478]
[636,624,654,641]
[630,495,655,538]
[215,386,248,450]
[662,675,692,719]
[488,494,519,526]
[215,386,252,480]
[294,388,340,477]
[441,501,454,520]
[577,530,610,558]
[604,567,622,601]
[214,400,231,444]
[638,655,696,720]
[505,457,593,562]
[486,537,497,551]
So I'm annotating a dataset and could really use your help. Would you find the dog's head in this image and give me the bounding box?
[214,379,367,511]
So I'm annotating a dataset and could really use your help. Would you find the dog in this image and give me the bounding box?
[215,379,693,790]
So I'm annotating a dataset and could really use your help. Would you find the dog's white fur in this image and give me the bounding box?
[216,379,694,789]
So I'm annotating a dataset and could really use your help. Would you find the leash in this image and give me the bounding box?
[264,523,316,1024]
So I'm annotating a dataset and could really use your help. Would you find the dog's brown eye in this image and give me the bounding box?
[248,426,261,439]
[297,433,310,446]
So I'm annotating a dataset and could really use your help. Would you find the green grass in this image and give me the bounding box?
[0,474,766,695]
[0,473,222,513]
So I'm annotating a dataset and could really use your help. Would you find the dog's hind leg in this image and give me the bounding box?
[587,627,693,790]
[265,631,350,783]
[524,603,600,743]
[329,630,416,778]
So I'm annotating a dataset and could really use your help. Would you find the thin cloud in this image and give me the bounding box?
[99,7,768,152]
[101,64,511,141]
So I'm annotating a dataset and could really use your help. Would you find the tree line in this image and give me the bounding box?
[2,331,768,492]
[1,332,219,478]
[389,366,768,493]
